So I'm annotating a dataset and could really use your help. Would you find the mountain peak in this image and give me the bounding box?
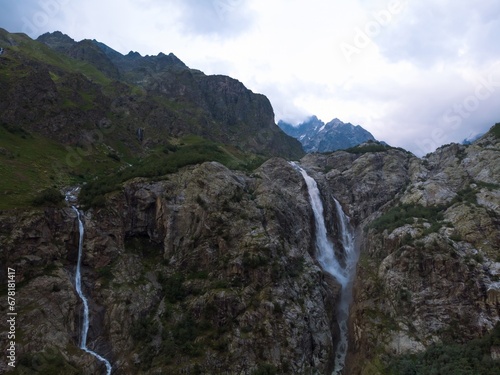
[278,116,377,152]
[37,31,76,51]
[126,50,142,58]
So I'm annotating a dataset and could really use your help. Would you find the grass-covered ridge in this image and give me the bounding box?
[491,123,500,139]
[320,141,413,155]
[0,29,112,87]
[0,123,125,210]
[0,123,266,210]
[79,135,266,208]
[0,28,304,211]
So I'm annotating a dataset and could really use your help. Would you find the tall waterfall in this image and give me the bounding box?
[69,192,112,375]
[292,163,357,375]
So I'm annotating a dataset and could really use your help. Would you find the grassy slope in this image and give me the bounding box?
[0,30,111,87]
[78,134,266,208]
[0,124,125,209]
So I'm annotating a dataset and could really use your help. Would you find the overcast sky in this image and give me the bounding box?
[1,0,500,155]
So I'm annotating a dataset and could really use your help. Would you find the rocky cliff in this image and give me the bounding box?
[0,28,303,163]
[1,125,498,374]
[0,159,347,374]
[301,127,500,374]
[0,28,303,209]
[34,30,304,159]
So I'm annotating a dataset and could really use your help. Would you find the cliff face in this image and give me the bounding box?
[1,31,499,372]
[317,134,499,374]
[0,159,343,374]
[0,28,304,210]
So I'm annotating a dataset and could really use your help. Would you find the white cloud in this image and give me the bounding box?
[1,0,500,156]
[174,0,256,36]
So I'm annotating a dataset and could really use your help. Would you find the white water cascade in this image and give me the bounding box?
[69,192,112,375]
[292,163,357,375]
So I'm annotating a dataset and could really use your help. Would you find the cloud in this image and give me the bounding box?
[173,0,256,37]
[377,1,500,67]
[353,64,500,156]
[0,1,38,35]
[1,0,499,157]
[0,0,70,37]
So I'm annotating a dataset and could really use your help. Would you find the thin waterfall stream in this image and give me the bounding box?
[291,163,357,375]
[67,190,112,375]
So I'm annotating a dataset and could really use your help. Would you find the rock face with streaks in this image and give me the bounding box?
[3,25,500,375]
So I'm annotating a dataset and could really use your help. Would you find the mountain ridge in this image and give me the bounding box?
[0,28,303,208]
[278,115,377,152]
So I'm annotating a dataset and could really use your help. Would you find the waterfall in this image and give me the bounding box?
[291,163,357,375]
[68,191,112,375]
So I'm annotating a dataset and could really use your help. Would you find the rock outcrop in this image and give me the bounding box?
[1,126,499,374]
[2,28,500,372]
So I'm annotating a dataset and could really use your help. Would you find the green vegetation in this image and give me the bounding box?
[0,127,266,209]
[387,323,500,374]
[0,31,282,211]
[475,181,500,190]
[242,250,269,269]
[79,136,266,208]
[124,235,164,264]
[251,364,278,375]
[31,188,64,206]
[490,123,500,139]
[131,303,213,370]
[345,143,393,153]
[370,203,445,233]
[1,31,111,87]
[452,187,478,205]
[449,232,462,242]
[158,273,187,303]
[96,264,114,287]
[341,142,411,155]
[0,123,124,209]
[169,315,209,356]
